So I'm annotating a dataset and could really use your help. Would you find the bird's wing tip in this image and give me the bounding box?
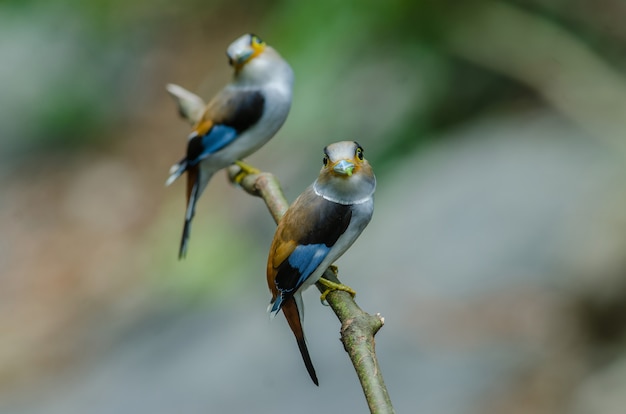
[169,163,182,174]
[165,162,186,186]
[267,300,281,319]
[165,176,176,187]
[267,306,279,319]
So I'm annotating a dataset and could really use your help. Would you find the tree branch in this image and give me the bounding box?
[228,166,395,414]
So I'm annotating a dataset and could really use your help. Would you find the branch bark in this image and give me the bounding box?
[229,167,395,414]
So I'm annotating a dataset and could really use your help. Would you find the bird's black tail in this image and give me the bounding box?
[282,296,319,386]
[179,167,199,259]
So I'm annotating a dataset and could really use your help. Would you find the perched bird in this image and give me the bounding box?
[166,33,294,258]
[266,141,376,385]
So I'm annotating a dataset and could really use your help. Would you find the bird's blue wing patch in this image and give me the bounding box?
[287,244,330,289]
[188,124,238,166]
[202,124,238,154]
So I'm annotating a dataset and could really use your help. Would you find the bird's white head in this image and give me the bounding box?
[314,141,376,205]
[227,34,266,71]
[226,33,292,86]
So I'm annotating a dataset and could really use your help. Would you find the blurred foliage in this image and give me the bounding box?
[0,1,133,157]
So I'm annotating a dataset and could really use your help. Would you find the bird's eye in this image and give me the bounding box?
[322,156,329,166]
[250,34,265,46]
[356,147,364,160]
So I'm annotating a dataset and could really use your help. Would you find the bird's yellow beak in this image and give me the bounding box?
[228,41,266,71]
[333,159,355,176]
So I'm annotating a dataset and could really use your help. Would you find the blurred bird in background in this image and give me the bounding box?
[166,33,294,258]
[266,141,376,385]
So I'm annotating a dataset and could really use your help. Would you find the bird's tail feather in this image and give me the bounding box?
[281,296,319,386]
[165,83,206,125]
[179,217,192,260]
[178,171,199,259]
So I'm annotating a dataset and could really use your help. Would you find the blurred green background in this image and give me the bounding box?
[2,0,626,413]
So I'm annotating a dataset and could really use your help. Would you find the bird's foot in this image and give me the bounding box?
[319,277,356,305]
[232,160,261,184]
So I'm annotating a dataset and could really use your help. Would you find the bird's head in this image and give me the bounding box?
[226,33,293,86]
[314,141,376,205]
[227,33,266,72]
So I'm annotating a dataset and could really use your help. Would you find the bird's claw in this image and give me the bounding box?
[318,277,356,305]
[232,160,261,184]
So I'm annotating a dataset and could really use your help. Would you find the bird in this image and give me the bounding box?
[266,141,376,385]
[165,33,294,259]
